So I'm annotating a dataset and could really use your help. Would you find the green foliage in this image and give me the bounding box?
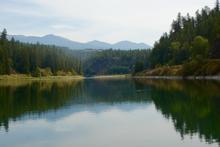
[0,28,7,41]
[201,59,220,75]
[40,68,53,77]
[211,36,220,58]
[182,59,204,76]
[83,49,151,76]
[150,33,172,67]
[191,36,209,58]
[134,61,144,73]
[171,42,181,50]
[106,66,129,74]
[70,69,78,76]
[32,67,41,77]
[56,69,77,76]
[182,59,220,76]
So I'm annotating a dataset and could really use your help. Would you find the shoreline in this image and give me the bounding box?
[86,74,130,79]
[132,76,220,80]
[0,74,85,81]
[1,74,220,81]
[0,74,130,81]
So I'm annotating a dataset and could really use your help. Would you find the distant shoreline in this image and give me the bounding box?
[86,74,130,79]
[1,74,220,81]
[0,74,130,81]
[132,76,220,80]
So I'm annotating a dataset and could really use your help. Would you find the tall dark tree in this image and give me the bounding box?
[0,29,11,74]
[0,28,7,41]
[216,0,219,11]
[211,36,220,58]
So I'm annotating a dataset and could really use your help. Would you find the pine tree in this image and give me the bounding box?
[0,29,11,74]
[0,28,7,42]
[216,0,219,11]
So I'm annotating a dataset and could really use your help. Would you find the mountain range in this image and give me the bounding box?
[8,34,151,50]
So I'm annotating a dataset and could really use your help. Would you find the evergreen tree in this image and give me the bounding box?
[134,61,144,73]
[0,28,11,74]
[0,28,7,42]
[216,0,219,11]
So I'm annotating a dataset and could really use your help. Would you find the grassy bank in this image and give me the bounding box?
[135,59,220,78]
[0,74,84,81]
[0,74,130,82]
[136,65,182,76]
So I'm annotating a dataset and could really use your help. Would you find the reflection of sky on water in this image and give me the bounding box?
[0,104,218,147]
[10,102,151,122]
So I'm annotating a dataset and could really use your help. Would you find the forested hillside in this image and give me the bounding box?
[140,0,220,76]
[0,28,151,77]
[0,29,81,76]
[83,49,151,76]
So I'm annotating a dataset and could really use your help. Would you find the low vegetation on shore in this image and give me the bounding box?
[0,74,84,81]
[135,59,220,77]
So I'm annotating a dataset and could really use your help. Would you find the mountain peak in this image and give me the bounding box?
[43,34,57,37]
[87,40,105,43]
[43,34,66,39]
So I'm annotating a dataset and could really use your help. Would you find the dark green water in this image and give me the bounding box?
[0,79,220,147]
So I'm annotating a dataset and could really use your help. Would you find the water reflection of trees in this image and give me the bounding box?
[0,80,82,132]
[0,79,151,132]
[136,79,220,144]
[82,79,151,103]
[2,78,219,145]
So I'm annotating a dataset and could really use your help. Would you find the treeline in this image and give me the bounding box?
[147,0,220,75]
[0,29,82,76]
[83,49,151,76]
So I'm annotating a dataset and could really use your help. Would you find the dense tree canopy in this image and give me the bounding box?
[83,49,151,76]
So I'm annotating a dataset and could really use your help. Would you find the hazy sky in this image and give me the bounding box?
[0,0,215,45]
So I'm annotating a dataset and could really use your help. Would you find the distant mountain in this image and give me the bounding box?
[85,40,112,49]
[8,34,151,50]
[113,41,149,50]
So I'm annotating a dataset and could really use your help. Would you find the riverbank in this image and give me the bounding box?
[1,73,220,82]
[133,76,220,80]
[0,74,84,81]
[134,59,220,80]
[87,74,130,79]
[0,74,131,81]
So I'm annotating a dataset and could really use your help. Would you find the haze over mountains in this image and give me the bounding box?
[8,34,151,50]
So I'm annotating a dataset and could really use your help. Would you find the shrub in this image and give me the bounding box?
[41,68,53,76]
[202,60,220,75]
[182,59,202,76]
[32,67,41,77]
[134,61,144,73]
[32,67,53,77]
[56,69,78,76]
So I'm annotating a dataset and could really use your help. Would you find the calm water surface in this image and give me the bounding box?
[0,79,220,147]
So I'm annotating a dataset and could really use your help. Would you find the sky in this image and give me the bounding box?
[0,0,215,45]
